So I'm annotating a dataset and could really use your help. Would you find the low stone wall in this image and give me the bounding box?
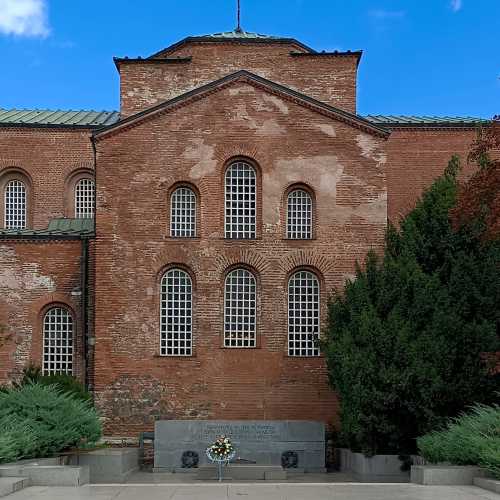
[338,448,410,482]
[68,448,139,483]
[411,465,487,485]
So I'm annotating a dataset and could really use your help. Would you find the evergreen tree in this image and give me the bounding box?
[324,157,500,456]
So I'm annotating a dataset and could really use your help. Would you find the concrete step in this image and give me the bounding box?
[473,476,500,494]
[197,464,287,480]
[0,477,29,497]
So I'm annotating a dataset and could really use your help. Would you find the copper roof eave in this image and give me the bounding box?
[113,56,192,71]
[92,70,390,140]
[148,36,316,58]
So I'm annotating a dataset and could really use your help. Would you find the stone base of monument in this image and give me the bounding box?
[197,464,287,481]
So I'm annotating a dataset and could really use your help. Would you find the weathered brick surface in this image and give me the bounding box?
[93,79,387,436]
[0,240,85,383]
[0,127,94,229]
[119,42,358,117]
[385,128,477,222]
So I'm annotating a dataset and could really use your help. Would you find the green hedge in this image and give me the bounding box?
[417,403,500,478]
[0,383,101,463]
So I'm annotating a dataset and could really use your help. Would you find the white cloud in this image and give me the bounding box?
[0,0,50,37]
[450,0,463,12]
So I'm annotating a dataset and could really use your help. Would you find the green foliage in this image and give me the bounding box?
[417,403,500,478]
[0,383,101,463]
[14,364,91,402]
[324,157,500,456]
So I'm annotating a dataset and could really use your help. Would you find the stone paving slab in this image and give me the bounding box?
[5,483,500,500]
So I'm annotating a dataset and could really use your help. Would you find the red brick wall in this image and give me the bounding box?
[0,240,85,383]
[0,127,94,229]
[119,42,358,117]
[93,80,387,436]
[385,127,477,222]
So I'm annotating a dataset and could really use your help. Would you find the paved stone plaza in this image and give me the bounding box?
[5,483,500,500]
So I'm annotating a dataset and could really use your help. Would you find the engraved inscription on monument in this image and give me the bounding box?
[197,423,279,442]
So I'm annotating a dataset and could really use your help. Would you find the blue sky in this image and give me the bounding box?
[0,0,498,117]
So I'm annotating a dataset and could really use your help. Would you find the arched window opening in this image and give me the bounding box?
[43,307,74,375]
[74,178,95,218]
[225,161,256,239]
[4,179,26,229]
[288,270,320,356]
[287,189,313,239]
[160,268,193,356]
[224,268,256,348]
[170,187,196,237]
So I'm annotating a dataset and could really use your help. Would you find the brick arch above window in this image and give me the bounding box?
[0,167,33,229]
[64,168,95,219]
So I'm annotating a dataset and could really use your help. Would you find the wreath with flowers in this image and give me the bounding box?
[206,435,235,462]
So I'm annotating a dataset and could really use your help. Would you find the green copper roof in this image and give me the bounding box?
[365,115,490,126]
[0,218,94,239]
[0,107,489,128]
[203,29,281,39]
[0,109,120,127]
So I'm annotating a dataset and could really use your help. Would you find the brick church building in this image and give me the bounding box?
[0,29,486,437]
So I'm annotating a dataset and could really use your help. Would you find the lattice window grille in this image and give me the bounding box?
[75,178,95,218]
[43,307,74,375]
[225,162,256,239]
[288,270,320,356]
[170,187,196,237]
[224,269,256,348]
[287,189,312,239]
[4,180,26,229]
[160,269,193,356]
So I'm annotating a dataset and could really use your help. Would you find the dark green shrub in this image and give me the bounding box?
[323,158,500,456]
[15,364,91,402]
[418,403,500,478]
[0,383,101,463]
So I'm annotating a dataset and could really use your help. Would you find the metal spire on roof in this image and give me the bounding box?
[236,0,242,32]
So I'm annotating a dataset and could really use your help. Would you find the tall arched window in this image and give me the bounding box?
[288,270,320,356]
[4,179,26,229]
[170,187,196,237]
[43,307,74,375]
[160,268,193,356]
[224,268,256,347]
[225,161,256,239]
[287,189,313,239]
[74,178,95,218]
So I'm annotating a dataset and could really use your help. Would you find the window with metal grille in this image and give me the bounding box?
[43,307,74,375]
[288,270,320,356]
[170,187,196,237]
[225,161,256,239]
[224,268,256,347]
[287,189,312,239]
[160,269,193,356]
[4,179,26,229]
[75,178,95,218]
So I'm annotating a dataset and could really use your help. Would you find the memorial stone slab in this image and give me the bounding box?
[154,420,325,472]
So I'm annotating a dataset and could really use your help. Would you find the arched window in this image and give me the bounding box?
[225,161,256,239]
[4,179,26,229]
[43,307,74,375]
[74,178,95,218]
[224,268,256,347]
[170,187,196,237]
[287,189,313,239]
[288,270,320,356]
[160,268,193,356]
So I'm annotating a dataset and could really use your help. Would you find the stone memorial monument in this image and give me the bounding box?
[154,420,325,472]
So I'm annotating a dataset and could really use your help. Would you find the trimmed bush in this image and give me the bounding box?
[417,403,500,478]
[0,383,101,463]
[14,365,92,402]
